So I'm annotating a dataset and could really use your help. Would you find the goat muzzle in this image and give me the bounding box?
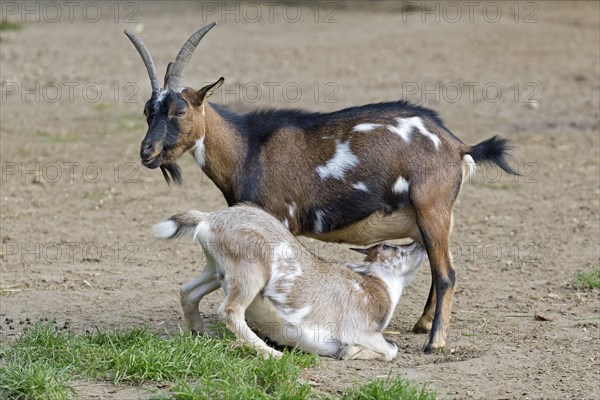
[140,142,163,168]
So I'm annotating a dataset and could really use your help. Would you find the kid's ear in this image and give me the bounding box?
[349,247,369,255]
[192,77,224,107]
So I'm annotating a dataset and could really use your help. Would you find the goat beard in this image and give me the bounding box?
[160,163,183,186]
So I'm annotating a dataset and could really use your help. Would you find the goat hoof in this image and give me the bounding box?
[412,321,432,334]
[423,341,446,354]
[186,324,206,336]
[262,349,283,359]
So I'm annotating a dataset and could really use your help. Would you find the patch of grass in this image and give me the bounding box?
[0,21,23,31]
[0,363,72,400]
[118,112,146,131]
[340,375,436,400]
[0,322,435,399]
[92,102,116,112]
[27,129,79,144]
[574,267,600,289]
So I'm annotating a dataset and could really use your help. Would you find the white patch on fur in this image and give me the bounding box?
[314,210,325,233]
[351,279,363,292]
[192,220,211,242]
[380,278,405,328]
[463,154,476,181]
[316,140,359,180]
[352,182,369,192]
[392,176,409,194]
[387,117,441,149]
[154,89,169,113]
[285,305,311,326]
[153,220,177,239]
[282,218,290,229]
[265,242,303,304]
[353,123,382,132]
[289,202,296,218]
[194,137,206,167]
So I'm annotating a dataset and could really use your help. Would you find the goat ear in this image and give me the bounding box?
[163,62,174,88]
[193,77,224,107]
[349,247,369,255]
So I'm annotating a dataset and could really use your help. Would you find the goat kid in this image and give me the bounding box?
[154,205,426,360]
[127,23,518,353]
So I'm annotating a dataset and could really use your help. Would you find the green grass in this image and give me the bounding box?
[339,375,436,400]
[0,322,436,400]
[0,21,22,31]
[118,112,146,131]
[574,267,600,289]
[27,129,79,144]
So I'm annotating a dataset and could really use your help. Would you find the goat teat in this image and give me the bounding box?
[350,242,425,273]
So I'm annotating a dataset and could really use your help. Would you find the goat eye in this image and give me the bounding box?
[382,244,391,251]
[175,110,185,117]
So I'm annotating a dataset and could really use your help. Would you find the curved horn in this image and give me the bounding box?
[124,29,160,92]
[167,22,217,92]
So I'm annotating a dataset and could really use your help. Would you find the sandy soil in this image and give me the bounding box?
[1,1,599,399]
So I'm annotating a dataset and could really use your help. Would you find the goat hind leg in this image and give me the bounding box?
[220,270,282,359]
[413,213,454,334]
[417,211,455,353]
[338,333,398,361]
[413,280,436,334]
[412,186,457,353]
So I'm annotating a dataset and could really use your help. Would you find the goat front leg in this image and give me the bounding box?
[180,261,220,334]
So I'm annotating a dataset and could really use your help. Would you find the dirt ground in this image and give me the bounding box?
[1,1,599,399]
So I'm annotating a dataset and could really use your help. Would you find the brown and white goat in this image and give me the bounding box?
[154,205,426,360]
[126,23,518,353]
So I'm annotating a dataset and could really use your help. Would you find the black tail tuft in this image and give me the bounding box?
[469,136,519,176]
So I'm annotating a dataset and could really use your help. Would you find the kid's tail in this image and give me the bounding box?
[153,210,209,240]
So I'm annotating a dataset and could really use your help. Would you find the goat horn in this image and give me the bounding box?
[124,29,160,92]
[167,22,217,92]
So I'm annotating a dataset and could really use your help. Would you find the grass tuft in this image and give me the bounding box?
[0,21,23,31]
[0,322,435,399]
[574,267,600,289]
[0,363,73,400]
[339,374,436,400]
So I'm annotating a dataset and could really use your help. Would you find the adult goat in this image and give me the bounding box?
[125,23,517,353]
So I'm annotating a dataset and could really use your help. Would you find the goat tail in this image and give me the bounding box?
[466,135,519,176]
[153,210,210,241]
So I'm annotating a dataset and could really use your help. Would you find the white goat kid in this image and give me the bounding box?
[154,205,426,360]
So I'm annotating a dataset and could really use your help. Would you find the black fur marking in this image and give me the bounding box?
[212,100,447,140]
[238,151,263,206]
[299,191,392,234]
[469,135,519,176]
[386,186,411,210]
